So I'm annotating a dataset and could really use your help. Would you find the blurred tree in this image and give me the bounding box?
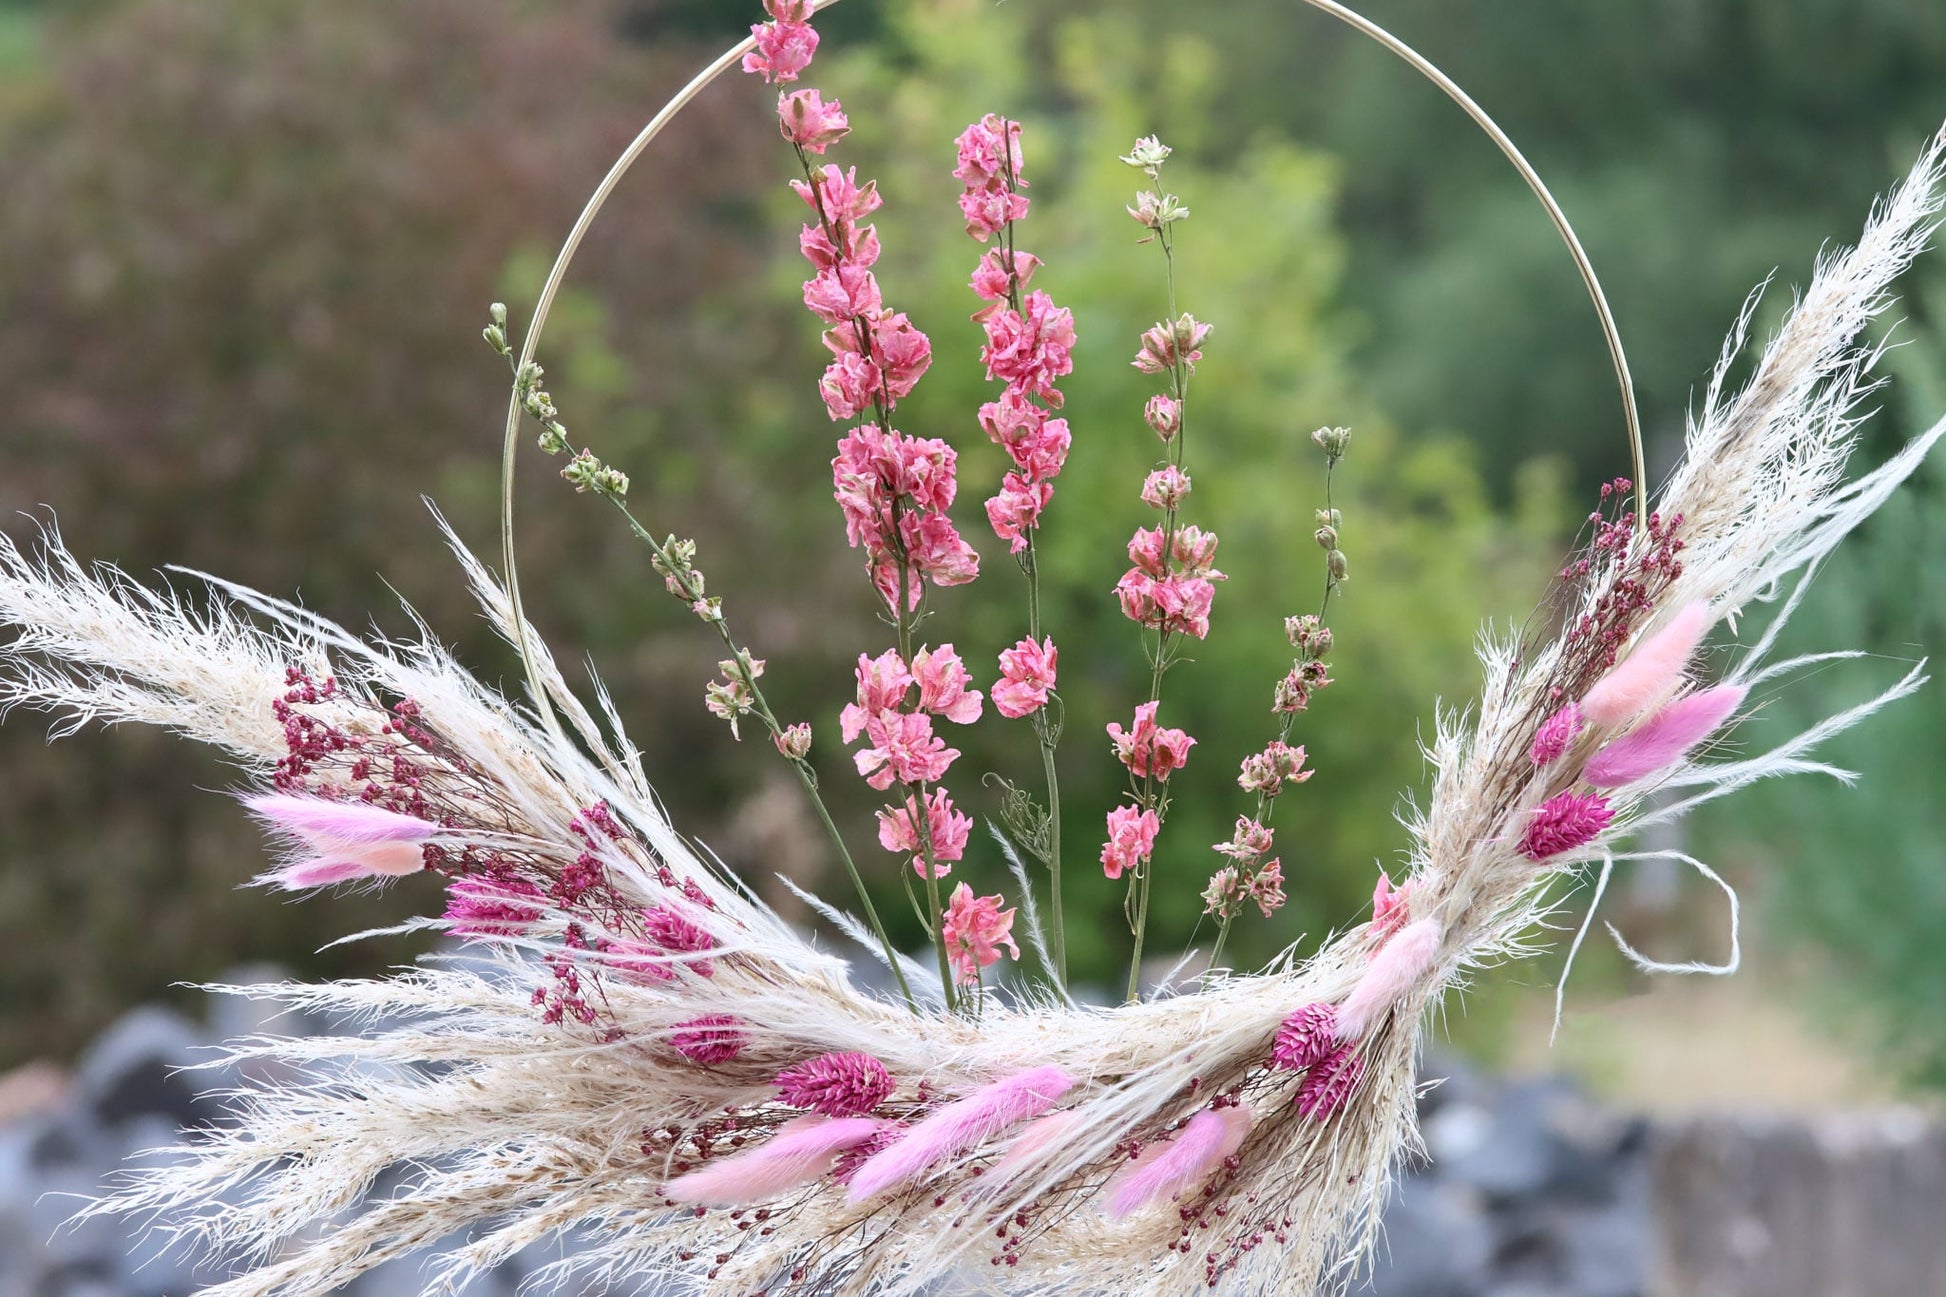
[0,0,781,1064]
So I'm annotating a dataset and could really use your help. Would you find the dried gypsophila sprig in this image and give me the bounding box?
[1,119,1940,1297]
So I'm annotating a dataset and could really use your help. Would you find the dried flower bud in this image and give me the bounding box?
[489,301,508,327]
[774,722,814,761]
[1127,190,1190,232]
[1311,425,1351,460]
[1309,624,1333,657]
[482,323,508,354]
[1120,134,1172,175]
[1314,508,1341,528]
[1314,525,1338,550]
[536,422,568,456]
[1273,668,1310,714]
[561,450,602,493]
[1140,466,1192,510]
[1144,394,1182,441]
[1327,549,1349,583]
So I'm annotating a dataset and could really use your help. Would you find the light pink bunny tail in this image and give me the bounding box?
[1579,601,1712,727]
[1336,918,1441,1040]
[272,858,380,890]
[1585,683,1748,787]
[991,1110,1079,1180]
[847,1065,1074,1202]
[244,793,439,843]
[663,1116,884,1207]
[1106,1106,1254,1220]
[267,841,429,890]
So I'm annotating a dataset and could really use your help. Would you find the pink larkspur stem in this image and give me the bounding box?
[1106,1106,1254,1219]
[1584,684,1748,787]
[1336,918,1441,1040]
[662,1115,883,1207]
[846,1065,1074,1202]
[1580,601,1711,727]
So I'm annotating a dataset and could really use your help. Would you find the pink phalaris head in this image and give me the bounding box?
[989,1111,1079,1183]
[1270,1003,1339,1072]
[1517,790,1614,861]
[846,1064,1074,1203]
[244,793,437,890]
[442,875,545,939]
[1295,1044,1364,1121]
[1584,684,1748,788]
[1579,601,1712,728]
[1529,702,1585,766]
[1335,918,1441,1040]
[1106,1106,1254,1220]
[670,1015,746,1065]
[775,1051,895,1117]
[662,1115,882,1207]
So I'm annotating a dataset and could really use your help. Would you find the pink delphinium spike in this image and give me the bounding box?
[846,1065,1074,1202]
[663,1115,882,1207]
[1106,1106,1254,1219]
[1270,1003,1338,1071]
[1517,789,1615,861]
[1579,600,1711,727]
[1529,702,1584,765]
[1584,684,1748,787]
[1295,1044,1364,1120]
[244,793,436,889]
[1335,917,1441,1040]
[775,1051,895,1117]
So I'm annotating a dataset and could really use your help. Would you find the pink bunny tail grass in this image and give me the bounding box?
[1106,1106,1253,1220]
[990,1111,1079,1181]
[846,1065,1074,1202]
[267,841,426,890]
[1585,684,1748,787]
[1335,918,1441,1040]
[1580,601,1712,727]
[244,794,438,844]
[663,1116,883,1207]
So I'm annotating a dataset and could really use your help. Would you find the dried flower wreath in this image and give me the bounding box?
[2,2,1941,1294]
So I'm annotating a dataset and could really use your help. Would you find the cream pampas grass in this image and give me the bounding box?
[5,38,1946,1297]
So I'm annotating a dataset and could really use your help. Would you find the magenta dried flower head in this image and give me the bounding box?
[776,1051,896,1117]
[1517,790,1614,861]
[671,1015,745,1065]
[443,875,545,939]
[1270,1003,1339,1072]
[1530,702,1585,765]
[1295,1044,1364,1121]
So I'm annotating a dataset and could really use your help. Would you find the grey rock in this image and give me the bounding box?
[73,1009,214,1132]
[1368,1174,1492,1296]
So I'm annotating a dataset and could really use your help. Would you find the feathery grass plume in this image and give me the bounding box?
[1,19,1944,1297]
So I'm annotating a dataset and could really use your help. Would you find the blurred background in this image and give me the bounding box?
[1,0,1944,1292]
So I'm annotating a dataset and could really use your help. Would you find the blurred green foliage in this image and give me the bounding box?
[0,0,1942,1078]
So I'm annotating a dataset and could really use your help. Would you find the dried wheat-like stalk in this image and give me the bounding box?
[4,61,1945,1297]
